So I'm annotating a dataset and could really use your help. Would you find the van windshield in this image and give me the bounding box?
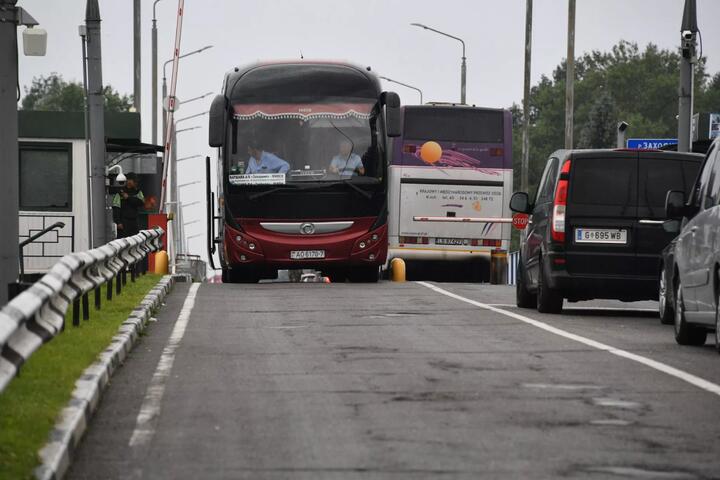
[570,157,700,211]
[638,159,699,210]
[571,158,636,206]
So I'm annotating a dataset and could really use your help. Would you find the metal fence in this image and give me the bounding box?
[507,251,520,286]
[0,228,164,394]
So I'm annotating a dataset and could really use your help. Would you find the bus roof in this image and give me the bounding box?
[223,61,382,103]
[403,104,507,113]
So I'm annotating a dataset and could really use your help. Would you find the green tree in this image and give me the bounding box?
[21,73,133,112]
[578,90,617,148]
[513,41,720,192]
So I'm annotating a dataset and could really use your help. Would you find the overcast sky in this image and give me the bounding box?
[15,0,720,256]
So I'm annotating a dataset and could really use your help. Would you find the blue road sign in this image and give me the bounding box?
[626,138,677,149]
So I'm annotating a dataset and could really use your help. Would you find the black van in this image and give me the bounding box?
[510,149,703,313]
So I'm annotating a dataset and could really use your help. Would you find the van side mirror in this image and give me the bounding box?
[510,192,532,214]
[382,91,401,137]
[208,95,227,148]
[665,190,686,219]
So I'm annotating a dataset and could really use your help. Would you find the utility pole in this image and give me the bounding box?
[79,26,94,248]
[564,0,576,150]
[678,0,697,153]
[521,0,533,193]
[0,1,44,302]
[86,0,108,245]
[152,0,162,145]
[0,0,20,304]
[133,0,141,116]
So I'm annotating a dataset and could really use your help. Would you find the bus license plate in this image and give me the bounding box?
[290,250,325,260]
[435,237,467,246]
[574,228,627,244]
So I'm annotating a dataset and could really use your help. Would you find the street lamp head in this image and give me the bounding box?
[153,0,162,20]
[410,23,428,29]
[164,45,214,78]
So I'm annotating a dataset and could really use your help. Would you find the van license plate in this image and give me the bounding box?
[574,228,628,244]
[290,250,325,260]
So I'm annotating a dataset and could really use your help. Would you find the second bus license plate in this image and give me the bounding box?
[435,237,468,246]
[574,228,628,244]
[290,250,326,260]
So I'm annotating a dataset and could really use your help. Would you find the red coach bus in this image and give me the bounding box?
[207,61,400,283]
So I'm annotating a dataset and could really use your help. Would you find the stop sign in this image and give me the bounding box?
[512,213,529,230]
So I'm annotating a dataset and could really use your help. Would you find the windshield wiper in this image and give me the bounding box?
[248,180,374,201]
[247,184,299,201]
[334,179,373,200]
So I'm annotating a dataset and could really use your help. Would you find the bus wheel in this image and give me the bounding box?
[348,266,379,283]
[227,268,259,284]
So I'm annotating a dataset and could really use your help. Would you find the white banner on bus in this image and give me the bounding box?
[400,184,504,238]
[229,173,286,185]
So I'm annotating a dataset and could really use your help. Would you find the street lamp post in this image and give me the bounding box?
[411,23,466,104]
[162,45,213,142]
[151,0,162,145]
[378,76,423,104]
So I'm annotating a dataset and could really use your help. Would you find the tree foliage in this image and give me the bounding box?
[21,73,133,112]
[512,41,720,192]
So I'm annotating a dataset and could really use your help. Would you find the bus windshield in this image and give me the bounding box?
[226,101,382,186]
[404,107,504,143]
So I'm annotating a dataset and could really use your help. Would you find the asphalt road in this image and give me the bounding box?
[68,281,720,480]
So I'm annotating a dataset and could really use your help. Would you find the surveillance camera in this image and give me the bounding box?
[682,30,694,41]
[617,121,629,132]
[115,173,127,186]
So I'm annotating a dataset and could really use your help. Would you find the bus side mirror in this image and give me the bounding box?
[510,192,532,214]
[665,190,686,219]
[209,94,227,148]
[382,91,401,138]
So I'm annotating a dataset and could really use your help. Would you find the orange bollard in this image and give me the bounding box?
[390,258,406,282]
[154,250,169,274]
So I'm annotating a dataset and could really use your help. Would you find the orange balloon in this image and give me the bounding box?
[420,141,442,164]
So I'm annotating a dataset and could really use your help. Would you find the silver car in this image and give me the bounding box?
[666,136,720,352]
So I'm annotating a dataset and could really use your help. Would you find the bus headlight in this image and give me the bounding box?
[248,243,256,250]
[359,241,367,249]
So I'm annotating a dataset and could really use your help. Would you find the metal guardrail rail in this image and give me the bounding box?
[0,228,164,394]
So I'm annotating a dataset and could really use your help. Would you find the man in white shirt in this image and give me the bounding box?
[329,140,364,177]
[246,142,290,174]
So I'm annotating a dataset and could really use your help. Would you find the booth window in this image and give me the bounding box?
[19,142,72,211]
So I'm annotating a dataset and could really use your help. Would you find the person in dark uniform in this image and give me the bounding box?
[112,172,145,238]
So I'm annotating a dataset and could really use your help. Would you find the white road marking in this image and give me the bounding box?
[592,398,643,409]
[522,383,603,391]
[128,283,200,447]
[418,281,720,398]
[590,419,633,426]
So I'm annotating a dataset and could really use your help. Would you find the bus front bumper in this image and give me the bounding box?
[224,222,388,268]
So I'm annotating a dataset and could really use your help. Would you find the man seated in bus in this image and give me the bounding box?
[328,139,365,177]
[246,141,290,174]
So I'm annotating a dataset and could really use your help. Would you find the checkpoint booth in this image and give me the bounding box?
[18,110,164,278]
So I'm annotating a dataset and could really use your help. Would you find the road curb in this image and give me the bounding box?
[33,275,176,480]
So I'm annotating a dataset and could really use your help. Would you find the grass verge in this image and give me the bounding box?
[0,273,162,479]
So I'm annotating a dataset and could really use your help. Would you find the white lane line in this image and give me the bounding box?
[417,281,720,398]
[129,283,200,447]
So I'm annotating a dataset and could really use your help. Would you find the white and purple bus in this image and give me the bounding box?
[387,104,513,279]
